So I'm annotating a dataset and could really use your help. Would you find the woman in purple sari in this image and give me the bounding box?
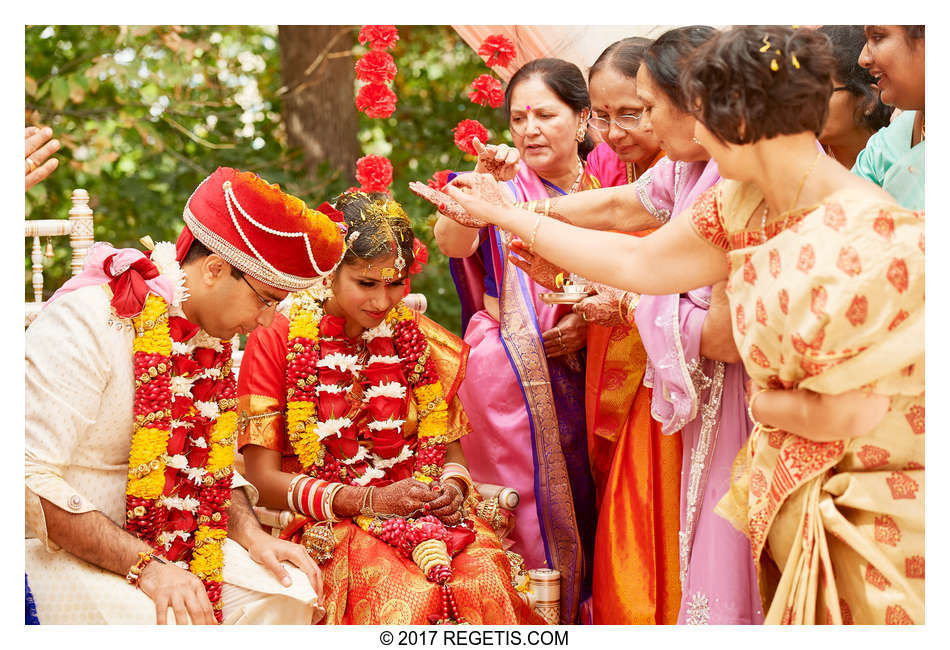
[422,29,762,626]
[433,58,598,624]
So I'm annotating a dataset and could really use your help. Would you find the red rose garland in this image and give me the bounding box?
[355,155,394,193]
[467,74,504,108]
[477,34,517,69]
[453,119,489,156]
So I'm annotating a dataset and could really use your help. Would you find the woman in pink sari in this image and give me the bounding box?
[433,58,598,623]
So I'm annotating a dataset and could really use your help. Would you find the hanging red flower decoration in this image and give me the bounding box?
[355,50,397,84]
[453,119,489,156]
[427,169,452,190]
[358,25,400,51]
[467,74,504,108]
[356,82,398,118]
[477,34,517,69]
[409,238,429,275]
[355,155,394,193]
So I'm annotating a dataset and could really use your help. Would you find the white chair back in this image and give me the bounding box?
[25,189,95,327]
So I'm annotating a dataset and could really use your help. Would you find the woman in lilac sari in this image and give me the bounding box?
[422,29,762,625]
[433,58,598,624]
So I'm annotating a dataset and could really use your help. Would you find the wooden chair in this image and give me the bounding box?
[25,189,95,327]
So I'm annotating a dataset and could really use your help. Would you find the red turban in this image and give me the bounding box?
[174,167,346,291]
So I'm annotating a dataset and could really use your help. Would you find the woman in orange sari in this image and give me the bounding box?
[237,192,540,625]
[576,37,679,624]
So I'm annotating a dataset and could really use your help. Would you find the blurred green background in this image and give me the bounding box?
[25,25,510,335]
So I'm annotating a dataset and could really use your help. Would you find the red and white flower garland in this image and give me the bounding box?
[285,285,472,623]
[124,242,236,623]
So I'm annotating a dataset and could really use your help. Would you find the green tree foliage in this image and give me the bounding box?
[25,25,508,335]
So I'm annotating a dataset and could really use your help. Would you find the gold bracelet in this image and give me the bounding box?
[542,198,551,217]
[528,213,543,253]
[359,485,376,517]
[747,388,778,431]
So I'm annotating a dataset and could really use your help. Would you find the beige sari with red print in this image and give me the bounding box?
[689,180,924,624]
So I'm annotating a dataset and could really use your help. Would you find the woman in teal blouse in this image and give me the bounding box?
[852,25,925,209]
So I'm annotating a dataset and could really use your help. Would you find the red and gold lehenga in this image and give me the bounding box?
[237,301,541,625]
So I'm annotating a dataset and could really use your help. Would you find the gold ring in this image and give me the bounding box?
[26,156,37,173]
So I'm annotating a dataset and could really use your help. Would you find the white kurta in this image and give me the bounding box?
[26,285,319,624]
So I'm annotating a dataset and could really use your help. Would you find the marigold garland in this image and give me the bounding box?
[124,254,236,623]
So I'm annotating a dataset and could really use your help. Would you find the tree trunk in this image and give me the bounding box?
[278,25,359,181]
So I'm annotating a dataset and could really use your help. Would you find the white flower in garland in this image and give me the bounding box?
[363,320,393,340]
[189,435,208,448]
[186,466,208,485]
[315,417,353,441]
[195,400,220,420]
[364,382,407,401]
[203,367,222,379]
[164,454,189,470]
[170,376,195,398]
[367,418,406,432]
[161,495,200,512]
[172,341,192,356]
[317,384,347,394]
[318,353,362,373]
[353,466,387,486]
[368,355,401,365]
[150,241,189,306]
[170,418,194,430]
[371,444,413,469]
[339,446,371,466]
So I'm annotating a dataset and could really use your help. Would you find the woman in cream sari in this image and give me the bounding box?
[422,26,924,624]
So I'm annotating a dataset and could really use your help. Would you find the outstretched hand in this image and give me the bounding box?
[508,239,567,290]
[472,136,520,182]
[409,181,487,228]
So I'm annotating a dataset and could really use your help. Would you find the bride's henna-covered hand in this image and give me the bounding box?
[409,181,488,229]
[508,239,568,290]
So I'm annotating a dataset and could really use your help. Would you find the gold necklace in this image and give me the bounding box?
[568,158,585,194]
[786,151,823,214]
[625,162,639,184]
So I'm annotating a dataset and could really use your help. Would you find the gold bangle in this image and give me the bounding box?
[747,388,777,430]
[542,198,551,217]
[528,213,543,253]
[286,473,308,513]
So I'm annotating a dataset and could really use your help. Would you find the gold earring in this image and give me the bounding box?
[576,126,586,142]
